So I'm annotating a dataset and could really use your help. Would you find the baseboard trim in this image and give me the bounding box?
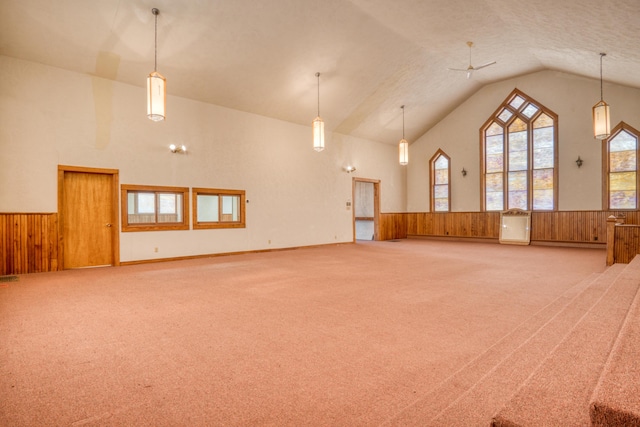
[406,234,605,249]
[407,235,499,244]
[119,242,354,266]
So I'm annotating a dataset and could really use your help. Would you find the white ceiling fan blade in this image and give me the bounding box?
[473,61,496,71]
[447,67,469,72]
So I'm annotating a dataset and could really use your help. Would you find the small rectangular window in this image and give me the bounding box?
[193,188,246,229]
[121,185,189,231]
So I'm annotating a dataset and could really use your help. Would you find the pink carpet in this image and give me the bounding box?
[0,240,617,425]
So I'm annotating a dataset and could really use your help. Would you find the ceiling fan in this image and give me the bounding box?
[448,41,496,79]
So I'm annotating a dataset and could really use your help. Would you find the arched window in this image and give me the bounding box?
[430,149,451,212]
[481,89,557,211]
[605,122,639,210]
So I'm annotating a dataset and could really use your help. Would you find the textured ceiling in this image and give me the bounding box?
[1,0,639,144]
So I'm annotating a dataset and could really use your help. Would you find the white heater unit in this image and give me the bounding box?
[499,209,531,245]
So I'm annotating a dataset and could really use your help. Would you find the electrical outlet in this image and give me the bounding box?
[154,247,158,253]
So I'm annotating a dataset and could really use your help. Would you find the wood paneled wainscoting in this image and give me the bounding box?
[380,211,640,249]
[607,213,640,265]
[1,213,59,275]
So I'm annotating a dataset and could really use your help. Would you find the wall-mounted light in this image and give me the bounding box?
[344,166,356,173]
[461,168,467,177]
[399,105,409,165]
[312,72,325,152]
[169,144,187,154]
[593,52,610,140]
[147,8,166,121]
[576,156,583,168]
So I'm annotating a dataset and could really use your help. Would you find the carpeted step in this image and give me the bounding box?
[384,266,623,426]
[490,258,640,427]
[589,258,640,426]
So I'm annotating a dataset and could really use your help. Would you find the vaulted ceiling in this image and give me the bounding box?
[2,0,639,145]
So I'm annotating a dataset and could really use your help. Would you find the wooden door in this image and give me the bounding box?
[59,167,119,269]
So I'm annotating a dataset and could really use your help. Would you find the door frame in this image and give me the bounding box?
[352,177,380,242]
[57,165,120,269]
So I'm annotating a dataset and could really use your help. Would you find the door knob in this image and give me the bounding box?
[106,223,112,227]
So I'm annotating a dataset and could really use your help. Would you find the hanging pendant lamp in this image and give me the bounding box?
[312,72,325,152]
[147,8,166,121]
[399,105,409,165]
[593,52,610,140]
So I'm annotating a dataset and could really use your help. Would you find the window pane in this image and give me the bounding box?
[533,189,554,210]
[435,169,448,185]
[522,103,539,118]
[509,171,527,191]
[158,193,176,214]
[434,198,449,212]
[533,126,554,169]
[610,190,636,210]
[509,121,528,171]
[534,113,554,129]
[610,130,637,152]
[533,168,554,190]
[221,195,240,222]
[138,193,155,214]
[533,169,554,210]
[498,108,513,123]
[486,122,504,137]
[509,95,525,110]
[610,171,637,191]
[434,184,448,198]
[197,194,219,222]
[509,146,527,171]
[508,171,527,210]
[487,153,504,173]
[509,191,528,210]
[435,155,448,170]
[610,150,636,172]
[486,172,503,211]
[486,134,504,154]
[158,193,182,223]
[127,193,135,215]
[486,191,503,211]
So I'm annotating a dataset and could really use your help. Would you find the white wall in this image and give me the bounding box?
[407,70,640,212]
[0,56,404,262]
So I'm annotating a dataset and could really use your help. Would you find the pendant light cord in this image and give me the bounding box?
[316,72,320,116]
[599,52,605,102]
[401,105,405,139]
[153,8,159,72]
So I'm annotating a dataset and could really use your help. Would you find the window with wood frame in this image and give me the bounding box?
[121,185,189,231]
[481,89,557,211]
[430,149,451,212]
[605,122,639,210]
[192,188,246,229]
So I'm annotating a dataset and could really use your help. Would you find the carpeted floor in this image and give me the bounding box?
[0,240,608,426]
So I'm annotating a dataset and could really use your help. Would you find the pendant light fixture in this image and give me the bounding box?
[147,8,166,121]
[399,105,409,165]
[593,52,610,140]
[312,72,325,152]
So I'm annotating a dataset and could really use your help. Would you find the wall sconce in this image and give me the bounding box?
[461,168,467,177]
[576,156,583,168]
[344,166,356,173]
[169,144,187,154]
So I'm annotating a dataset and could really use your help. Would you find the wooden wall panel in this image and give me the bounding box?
[614,225,640,264]
[1,213,59,275]
[379,210,638,252]
[379,213,408,240]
